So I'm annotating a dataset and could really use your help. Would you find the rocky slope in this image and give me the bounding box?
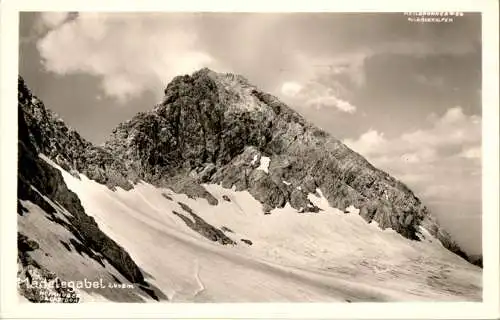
[102,68,469,262]
[18,77,133,191]
[18,76,165,302]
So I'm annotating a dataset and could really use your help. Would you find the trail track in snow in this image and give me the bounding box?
[193,259,206,298]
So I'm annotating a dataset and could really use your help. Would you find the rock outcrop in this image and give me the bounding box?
[468,254,483,268]
[18,77,133,191]
[172,202,236,246]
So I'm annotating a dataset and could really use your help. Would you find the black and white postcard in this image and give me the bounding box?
[1,1,498,319]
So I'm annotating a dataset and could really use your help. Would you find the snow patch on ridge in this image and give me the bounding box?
[39,153,58,168]
[307,188,329,209]
[257,156,270,174]
[345,205,360,215]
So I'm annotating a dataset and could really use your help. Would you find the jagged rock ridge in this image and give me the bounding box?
[18,77,133,191]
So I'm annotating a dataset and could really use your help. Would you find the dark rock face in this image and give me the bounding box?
[241,239,253,246]
[221,226,234,233]
[17,78,168,302]
[103,68,467,260]
[173,202,235,245]
[18,76,133,191]
[468,254,483,268]
[18,233,40,253]
[166,175,218,205]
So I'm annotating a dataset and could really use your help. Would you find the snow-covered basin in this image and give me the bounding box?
[56,162,482,302]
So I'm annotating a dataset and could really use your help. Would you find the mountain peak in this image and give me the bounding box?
[192,67,253,85]
[18,71,470,262]
[162,68,261,116]
[101,69,470,262]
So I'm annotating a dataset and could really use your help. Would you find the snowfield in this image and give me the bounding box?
[23,156,482,302]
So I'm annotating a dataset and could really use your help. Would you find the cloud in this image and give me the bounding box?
[280,78,357,113]
[400,107,480,150]
[34,12,479,106]
[290,51,368,90]
[346,107,481,160]
[305,93,357,113]
[343,129,386,155]
[343,106,481,208]
[37,13,215,102]
[280,81,303,97]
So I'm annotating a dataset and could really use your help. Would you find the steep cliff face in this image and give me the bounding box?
[18,77,133,191]
[103,68,468,261]
[17,76,165,302]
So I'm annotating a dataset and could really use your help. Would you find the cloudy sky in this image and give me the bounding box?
[19,12,482,254]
